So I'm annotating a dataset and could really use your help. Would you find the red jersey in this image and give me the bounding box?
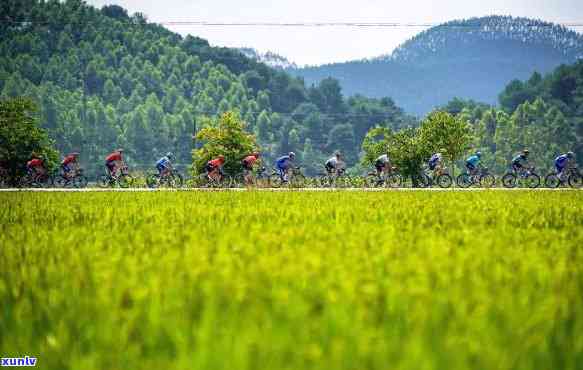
[242,155,258,166]
[62,154,77,165]
[106,152,122,162]
[27,159,43,168]
[208,158,224,168]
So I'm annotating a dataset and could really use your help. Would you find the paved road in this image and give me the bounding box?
[0,187,580,192]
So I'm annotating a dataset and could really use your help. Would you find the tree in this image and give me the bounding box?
[418,110,473,174]
[0,97,58,182]
[192,112,258,175]
[387,128,429,182]
[360,127,392,167]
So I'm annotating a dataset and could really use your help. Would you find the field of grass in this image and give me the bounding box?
[1,191,582,370]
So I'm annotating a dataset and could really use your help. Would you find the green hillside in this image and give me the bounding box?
[0,0,414,174]
[290,16,583,115]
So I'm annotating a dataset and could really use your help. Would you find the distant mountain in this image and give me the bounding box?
[289,16,583,115]
[239,48,297,69]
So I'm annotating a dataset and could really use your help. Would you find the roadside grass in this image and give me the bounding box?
[1,191,582,370]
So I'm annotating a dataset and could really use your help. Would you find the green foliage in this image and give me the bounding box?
[1,191,582,369]
[192,112,258,175]
[0,97,58,180]
[360,127,392,166]
[387,128,430,178]
[0,0,414,174]
[418,111,473,167]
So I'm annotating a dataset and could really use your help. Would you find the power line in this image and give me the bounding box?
[3,20,583,27]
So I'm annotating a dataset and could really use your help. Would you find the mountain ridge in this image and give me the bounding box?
[288,15,583,115]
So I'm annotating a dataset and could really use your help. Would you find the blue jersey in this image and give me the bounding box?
[156,156,171,168]
[276,155,292,169]
[466,155,480,167]
[555,154,568,168]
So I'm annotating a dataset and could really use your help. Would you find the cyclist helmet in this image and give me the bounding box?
[335,151,342,158]
[117,148,124,153]
[289,152,296,159]
[218,154,225,161]
[475,151,482,158]
[253,152,260,157]
[522,149,529,155]
[166,152,174,160]
[567,151,574,158]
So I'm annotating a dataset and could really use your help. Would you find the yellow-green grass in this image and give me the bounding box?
[1,192,582,370]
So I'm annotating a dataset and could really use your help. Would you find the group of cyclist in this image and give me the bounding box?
[19,145,578,186]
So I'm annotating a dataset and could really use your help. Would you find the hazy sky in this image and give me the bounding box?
[87,0,583,66]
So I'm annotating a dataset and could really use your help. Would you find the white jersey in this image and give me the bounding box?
[376,154,390,164]
[326,157,345,169]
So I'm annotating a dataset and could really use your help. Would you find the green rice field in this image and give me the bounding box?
[1,191,582,370]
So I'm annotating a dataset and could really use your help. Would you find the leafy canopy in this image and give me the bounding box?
[0,97,58,180]
[192,112,258,175]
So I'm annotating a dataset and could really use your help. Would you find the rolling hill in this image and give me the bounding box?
[289,16,583,115]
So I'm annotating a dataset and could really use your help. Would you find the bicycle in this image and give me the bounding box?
[545,166,582,188]
[146,169,184,189]
[18,171,54,188]
[232,166,270,188]
[413,166,453,188]
[501,166,540,188]
[456,166,495,188]
[318,167,352,188]
[196,171,232,188]
[55,168,89,188]
[269,166,307,188]
[97,165,134,188]
[364,167,402,188]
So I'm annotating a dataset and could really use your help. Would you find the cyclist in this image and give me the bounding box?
[206,155,225,182]
[276,152,295,182]
[511,149,530,173]
[428,151,444,175]
[555,151,575,181]
[105,149,125,178]
[375,153,391,176]
[325,152,345,176]
[26,155,46,181]
[242,152,261,184]
[61,152,80,179]
[156,152,175,178]
[465,151,482,176]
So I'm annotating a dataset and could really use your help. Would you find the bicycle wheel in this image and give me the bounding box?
[412,173,430,188]
[524,173,540,189]
[146,174,160,189]
[385,174,402,188]
[436,174,453,188]
[334,175,352,188]
[54,175,69,188]
[568,173,583,188]
[501,173,517,188]
[318,174,332,188]
[74,175,88,188]
[268,174,284,188]
[118,174,131,188]
[97,175,111,188]
[456,174,472,188]
[479,174,496,188]
[171,173,184,188]
[365,174,381,188]
[290,173,306,188]
[544,173,560,188]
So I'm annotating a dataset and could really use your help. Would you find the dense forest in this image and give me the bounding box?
[290,16,583,115]
[441,61,583,172]
[0,0,414,175]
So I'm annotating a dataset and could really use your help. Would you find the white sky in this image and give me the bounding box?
[87,0,583,66]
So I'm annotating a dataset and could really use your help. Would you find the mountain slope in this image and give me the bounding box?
[0,0,413,173]
[289,16,583,115]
